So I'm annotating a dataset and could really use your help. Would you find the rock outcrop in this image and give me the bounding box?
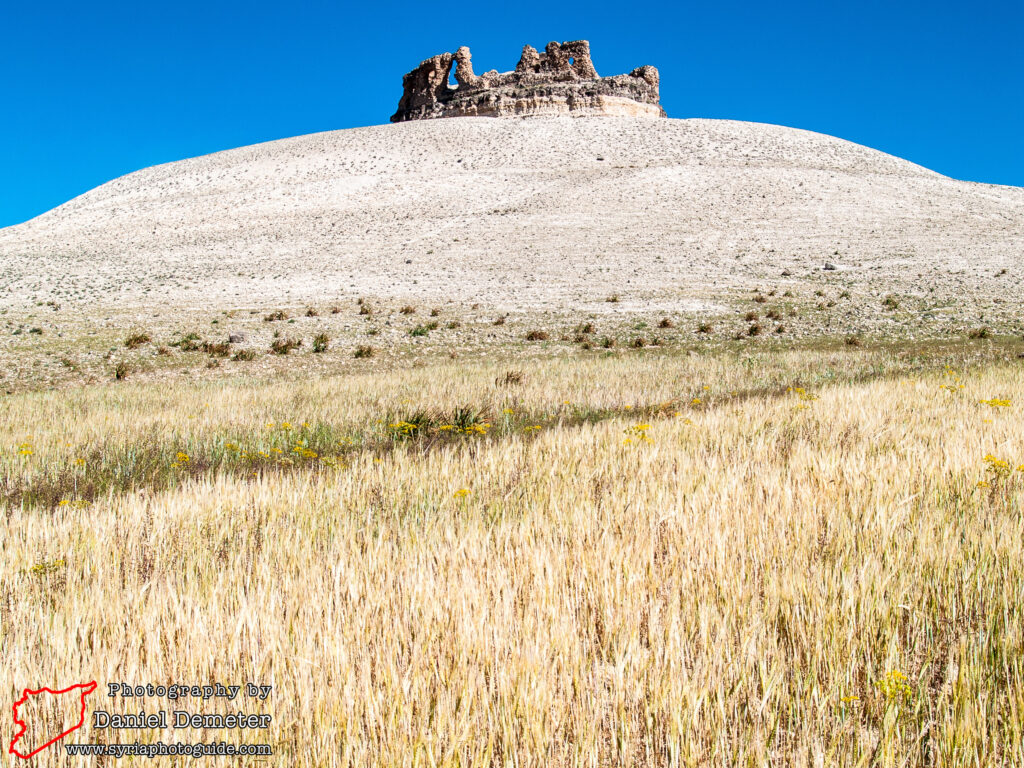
[391,41,664,122]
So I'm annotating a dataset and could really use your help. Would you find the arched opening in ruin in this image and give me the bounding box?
[447,60,459,88]
[569,57,575,66]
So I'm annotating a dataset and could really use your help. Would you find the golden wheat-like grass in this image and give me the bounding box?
[2,350,1022,766]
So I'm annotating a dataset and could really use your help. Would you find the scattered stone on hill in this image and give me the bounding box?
[391,40,664,122]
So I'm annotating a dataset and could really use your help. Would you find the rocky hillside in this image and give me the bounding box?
[2,117,1022,312]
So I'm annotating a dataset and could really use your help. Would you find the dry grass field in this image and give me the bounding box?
[3,342,1023,766]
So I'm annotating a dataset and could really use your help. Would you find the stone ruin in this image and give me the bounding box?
[391,40,664,122]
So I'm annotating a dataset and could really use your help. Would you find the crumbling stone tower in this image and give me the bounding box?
[391,40,664,122]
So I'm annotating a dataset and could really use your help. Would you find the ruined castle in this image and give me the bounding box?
[391,41,664,122]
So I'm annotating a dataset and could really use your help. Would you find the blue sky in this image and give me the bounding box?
[1,0,1021,228]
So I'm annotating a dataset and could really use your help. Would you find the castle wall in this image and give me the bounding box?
[391,41,664,122]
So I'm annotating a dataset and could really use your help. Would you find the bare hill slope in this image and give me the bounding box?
[2,117,1022,310]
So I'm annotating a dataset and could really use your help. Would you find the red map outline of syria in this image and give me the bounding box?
[8,681,97,759]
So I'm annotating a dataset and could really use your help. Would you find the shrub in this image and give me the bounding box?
[113,362,130,380]
[525,330,549,341]
[264,310,288,322]
[600,336,616,349]
[172,333,203,352]
[200,341,231,358]
[493,316,506,326]
[354,345,374,359]
[232,349,257,361]
[446,321,461,329]
[312,333,330,353]
[748,323,762,337]
[497,370,525,386]
[270,337,302,355]
[359,303,373,316]
[631,336,646,348]
[124,332,151,349]
[430,308,441,317]
[658,318,674,329]
[753,295,768,304]
[882,296,900,310]
[605,294,620,303]
[330,306,342,314]
[400,305,416,315]
[305,307,319,317]
[577,322,596,334]
[968,327,991,339]
[744,312,759,322]
[697,321,713,334]
[844,336,862,347]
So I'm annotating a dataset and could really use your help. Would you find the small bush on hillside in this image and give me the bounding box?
[201,341,231,358]
[125,332,151,349]
[270,337,302,355]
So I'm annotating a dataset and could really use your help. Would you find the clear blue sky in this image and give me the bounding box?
[2,0,1022,228]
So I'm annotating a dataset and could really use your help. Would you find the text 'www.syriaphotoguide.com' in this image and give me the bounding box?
[64,741,272,758]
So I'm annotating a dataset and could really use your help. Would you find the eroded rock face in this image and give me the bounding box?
[391,40,664,122]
